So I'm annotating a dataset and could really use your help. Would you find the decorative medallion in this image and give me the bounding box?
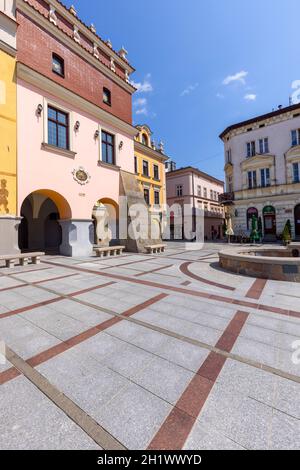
[72,167,91,186]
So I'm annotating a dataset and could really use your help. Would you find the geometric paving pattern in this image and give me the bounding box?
[0,242,299,449]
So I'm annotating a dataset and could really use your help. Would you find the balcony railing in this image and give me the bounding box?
[219,192,235,205]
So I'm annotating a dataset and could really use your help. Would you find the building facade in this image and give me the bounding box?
[220,104,300,241]
[15,0,137,256]
[0,0,18,254]
[166,167,225,241]
[134,125,168,219]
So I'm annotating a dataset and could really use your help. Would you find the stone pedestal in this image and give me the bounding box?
[0,216,22,254]
[59,219,94,257]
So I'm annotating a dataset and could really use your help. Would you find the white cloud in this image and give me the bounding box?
[131,73,153,93]
[135,107,148,116]
[216,93,225,99]
[181,83,199,97]
[223,71,248,86]
[244,93,257,101]
[134,97,147,107]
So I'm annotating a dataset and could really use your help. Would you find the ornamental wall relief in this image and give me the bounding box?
[72,167,91,186]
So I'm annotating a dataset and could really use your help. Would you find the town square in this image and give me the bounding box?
[0,0,299,455]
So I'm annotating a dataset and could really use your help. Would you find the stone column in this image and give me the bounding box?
[0,216,22,255]
[59,219,94,257]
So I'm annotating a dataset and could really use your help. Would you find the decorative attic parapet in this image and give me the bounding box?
[49,3,57,25]
[73,25,80,43]
[158,141,165,154]
[110,58,115,73]
[93,43,99,59]
[69,5,77,16]
[106,39,112,49]
[118,47,128,60]
[90,23,96,34]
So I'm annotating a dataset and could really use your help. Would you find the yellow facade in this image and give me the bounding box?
[0,48,17,215]
[134,125,168,213]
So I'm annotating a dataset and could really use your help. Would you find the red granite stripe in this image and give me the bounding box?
[246,278,267,300]
[180,262,235,291]
[42,260,300,319]
[181,281,191,287]
[148,311,249,450]
[0,283,27,293]
[0,293,168,385]
[0,297,63,320]
[0,367,21,385]
[134,265,173,278]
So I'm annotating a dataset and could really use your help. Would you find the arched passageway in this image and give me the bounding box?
[19,190,71,254]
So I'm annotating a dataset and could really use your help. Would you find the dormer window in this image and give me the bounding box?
[52,54,64,77]
[142,134,149,146]
[103,88,111,106]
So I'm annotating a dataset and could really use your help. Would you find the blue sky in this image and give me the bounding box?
[65,0,299,180]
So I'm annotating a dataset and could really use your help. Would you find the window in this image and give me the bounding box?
[210,190,213,200]
[261,168,271,187]
[134,156,138,174]
[142,134,149,146]
[143,160,149,177]
[226,149,232,163]
[101,131,115,164]
[103,87,111,106]
[246,141,256,158]
[52,54,64,77]
[259,138,269,154]
[291,129,300,147]
[197,185,202,197]
[248,170,257,189]
[154,190,160,205]
[204,187,207,198]
[176,185,183,197]
[48,106,69,149]
[293,163,300,183]
[144,188,150,205]
[153,164,159,180]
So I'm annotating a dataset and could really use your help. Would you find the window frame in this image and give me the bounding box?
[248,170,257,189]
[260,168,271,187]
[47,105,69,150]
[134,156,138,174]
[153,164,159,180]
[144,188,150,205]
[101,130,115,165]
[142,160,149,177]
[52,53,65,78]
[176,185,183,197]
[103,87,112,106]
[246,141,256,158]
[293,162,300,183]
[259,137,269,154]
[154,190,160,205]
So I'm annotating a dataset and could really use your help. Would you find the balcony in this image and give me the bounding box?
[219,192,235,205]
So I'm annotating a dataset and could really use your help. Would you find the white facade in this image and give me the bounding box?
[221,104,300,239]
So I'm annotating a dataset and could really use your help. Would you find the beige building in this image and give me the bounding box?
[220,103,300,241]
[166,166,225,241]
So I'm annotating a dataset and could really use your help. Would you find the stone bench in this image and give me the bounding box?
[145,244,167,254]
[94,246,125,258]
[0,252,45,268]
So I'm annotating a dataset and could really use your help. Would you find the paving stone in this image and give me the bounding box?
[102,342,154,379]
[0,376,100,450]
[96,383,172,450]
[133,356,194,404]
[184,422,245,450]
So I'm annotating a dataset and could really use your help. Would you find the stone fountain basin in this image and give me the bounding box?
[219,244,300,282]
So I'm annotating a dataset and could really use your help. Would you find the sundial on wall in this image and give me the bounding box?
[72,167,91,186]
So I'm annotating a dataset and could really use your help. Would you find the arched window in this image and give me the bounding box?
[142,133,149,146]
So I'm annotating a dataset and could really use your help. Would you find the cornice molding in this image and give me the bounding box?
[17,0,136,94]
[0,39,17,57]
[134,141,169,162]
[286,145,300,160]
[17,62,137,137]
